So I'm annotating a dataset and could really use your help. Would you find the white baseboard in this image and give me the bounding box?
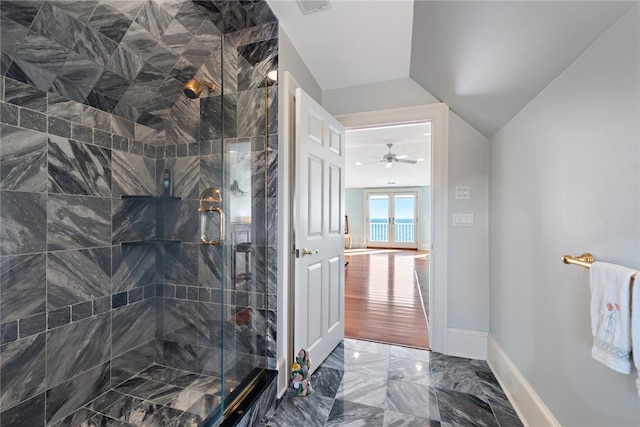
[277,356,288,398]
[486,335,560,427]
[446,328,487,360]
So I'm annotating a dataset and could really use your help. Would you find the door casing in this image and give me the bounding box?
[277,72,450,396]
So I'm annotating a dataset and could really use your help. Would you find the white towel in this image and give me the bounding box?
[632,273,640,396]
[590,261,636,374]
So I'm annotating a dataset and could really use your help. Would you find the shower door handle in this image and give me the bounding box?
[199,207,225,245]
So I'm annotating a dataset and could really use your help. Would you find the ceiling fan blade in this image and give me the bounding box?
[395,154,409,159]
[359,159,385,166]
[396,159,417,164]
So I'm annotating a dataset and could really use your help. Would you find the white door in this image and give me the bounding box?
[294,88,345,372]
[366,190,419,249]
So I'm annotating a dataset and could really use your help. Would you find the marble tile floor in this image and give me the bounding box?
[49,365,239,427]
[264,339,524,427]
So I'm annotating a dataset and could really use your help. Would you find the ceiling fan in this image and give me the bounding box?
[360,143,418,168]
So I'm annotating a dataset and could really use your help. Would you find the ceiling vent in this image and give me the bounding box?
[296,0,332,15]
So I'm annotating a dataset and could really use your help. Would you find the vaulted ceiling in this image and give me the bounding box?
[267,0,636,137]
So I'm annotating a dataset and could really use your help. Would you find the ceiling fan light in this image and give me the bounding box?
[385,161,393,169]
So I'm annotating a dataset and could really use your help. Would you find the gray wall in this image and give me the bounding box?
[489,5,640,426]
[344,186,430,250]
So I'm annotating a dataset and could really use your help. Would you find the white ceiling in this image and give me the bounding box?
[345,122,431,188]
[266,0,636,187]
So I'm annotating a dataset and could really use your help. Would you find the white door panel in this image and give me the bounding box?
[294,88,345,372]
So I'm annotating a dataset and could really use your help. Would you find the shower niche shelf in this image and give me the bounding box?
[119,195,182,246]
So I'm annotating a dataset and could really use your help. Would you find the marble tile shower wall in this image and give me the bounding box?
[0,0,279,425]
[0,75,163,426]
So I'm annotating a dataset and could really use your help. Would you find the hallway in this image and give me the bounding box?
[344,249,430,349]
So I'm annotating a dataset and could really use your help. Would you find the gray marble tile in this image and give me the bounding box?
[165,94,200,145]
[58,49,104,94]
[1,321,18,344]
[170,411,204,427]
[31,2,84,50]
[3,77,47,111]
[0,0,44,27]
[337,371,387,409]
[48,93,83,122]
[121,22,159,61]
[147,43,179,74]
[49,407,100,427]
[342,348,389,377]
[83,105,111,131]
[86,390,138,417]
[266,392,334,427]
[162,155,199,199]
[162,298,198,344]
[0,190,47,255]
[160,19,192,56]
[429,355,485,397]
[128,379,183,405]
[48,116,71,137]
[111,150,156,196]
[0,392,46,427]
[161,340,198,373]
[0,124,47,191]
[173,1,207,35]
[88,2,133,44]
[199,154,223,195]
[164,244,198,285]
[435,388,498,427]
[107,45,144,82]
[49,0,98,23]
[388,356,432,386]
[122,399,182,426]
[112,244,156,293]
[390,346,431,363]
[111,115,135,139]
[111,342,155,387]
[0,101,19,125]
[0,331,46,409]
[135,0,172,38]
[46,361,111,424]
[112,299,155,357]
[383,410,441,427]
[48,135,112,196]
[47,194,111,250]
[19,107,46,131]
[18,312,46,337]
[93,69,131,102]
[111,198,156,244]
[0,253,46,322]
[386,380,440,420]
[102,0,145,20]
[325,399,385,427]
[46,313,111,388]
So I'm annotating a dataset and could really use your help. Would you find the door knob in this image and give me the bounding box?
[296,248,319,258]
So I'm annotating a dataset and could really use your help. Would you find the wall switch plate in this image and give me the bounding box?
[455,186,471,199]
[453,213,474,226]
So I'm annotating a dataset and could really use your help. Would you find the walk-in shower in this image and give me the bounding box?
[0,1,279,425]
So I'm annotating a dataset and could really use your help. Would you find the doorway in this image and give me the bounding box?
[366,190,419,249]
[277,80,450,395]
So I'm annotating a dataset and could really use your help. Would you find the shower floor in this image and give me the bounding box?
[50,365,239,427]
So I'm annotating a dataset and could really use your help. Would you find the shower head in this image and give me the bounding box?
[183,79,216,99]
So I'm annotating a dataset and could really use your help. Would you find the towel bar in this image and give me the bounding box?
[562,252,637,282]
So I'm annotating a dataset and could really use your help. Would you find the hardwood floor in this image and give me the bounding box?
[344,248,430,349]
